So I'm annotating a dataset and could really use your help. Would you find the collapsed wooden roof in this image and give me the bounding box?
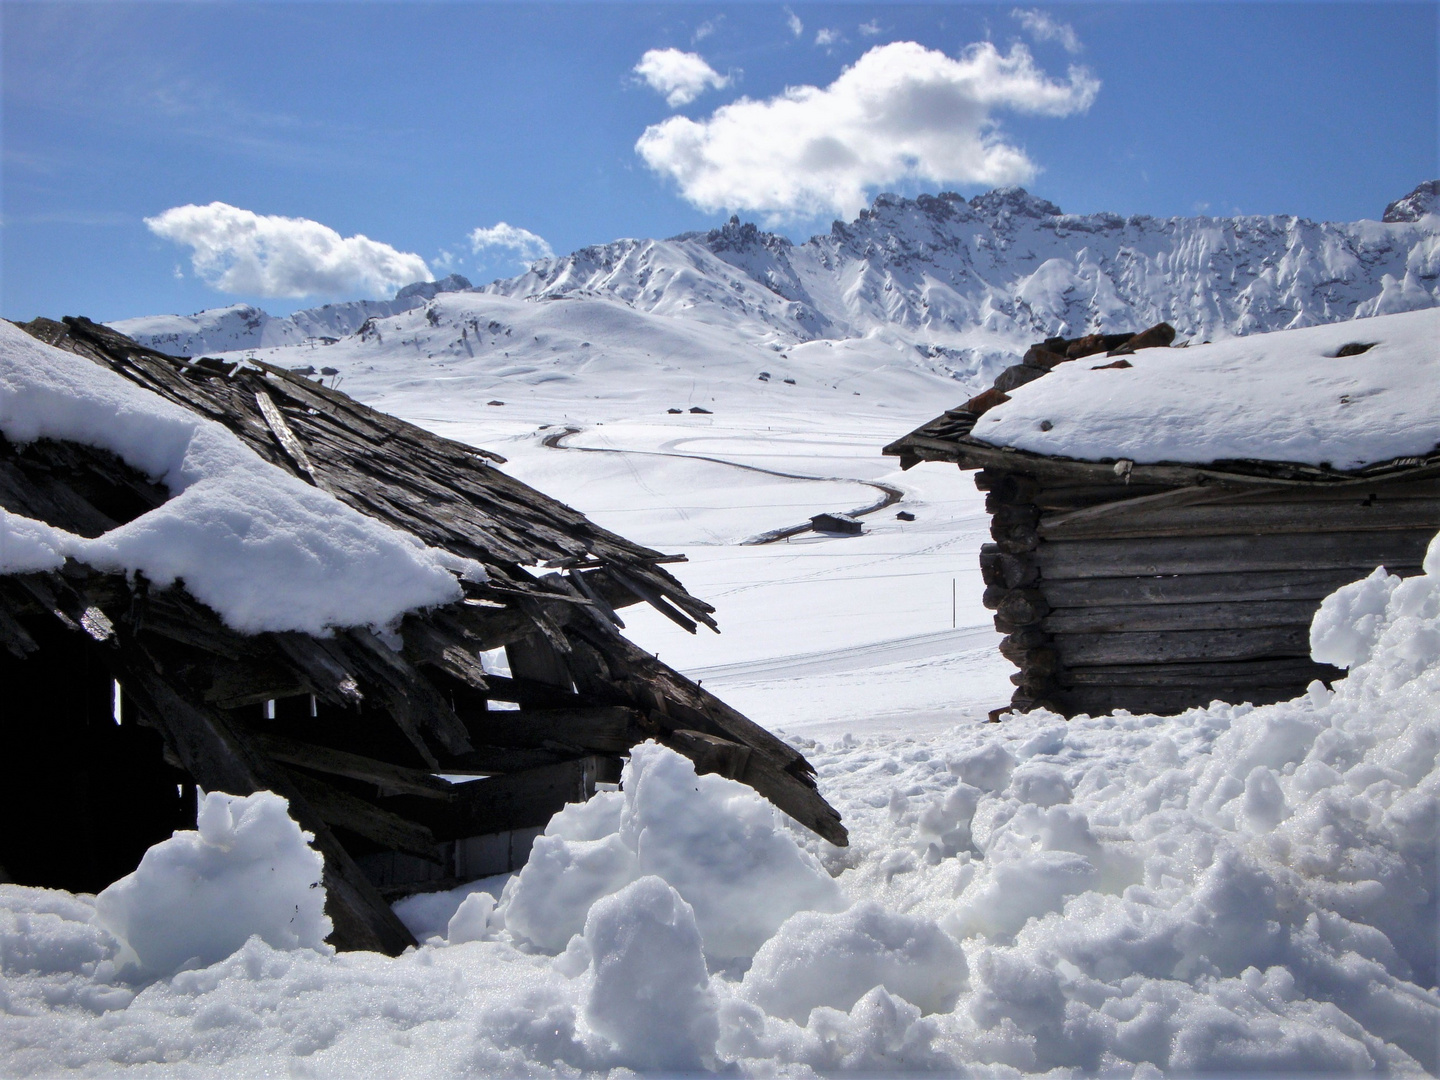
[1,316,845,954]
[884,324,1440,719]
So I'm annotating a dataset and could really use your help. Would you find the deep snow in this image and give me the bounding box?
[2,535,1437,1073]
[5,233,1439,1073]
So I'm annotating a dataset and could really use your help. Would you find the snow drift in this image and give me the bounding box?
[93,791,332,977]
[1,535,1438,1074]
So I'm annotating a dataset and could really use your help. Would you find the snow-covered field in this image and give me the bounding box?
[3,306,1438,1074]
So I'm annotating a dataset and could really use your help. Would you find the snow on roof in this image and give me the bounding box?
[0,319,482,635]
[972,308,1440,469]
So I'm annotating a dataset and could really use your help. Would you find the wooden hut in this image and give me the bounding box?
[0,316,844,956]
[885,313,1440,720]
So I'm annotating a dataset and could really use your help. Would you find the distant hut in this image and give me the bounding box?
[0,317,844,955]
[885,311,1440,720]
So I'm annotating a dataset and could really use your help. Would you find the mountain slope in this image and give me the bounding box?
[109,183,1438,399]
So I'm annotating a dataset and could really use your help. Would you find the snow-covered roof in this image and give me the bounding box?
[971,309,1438,470]
[0,319,482,635]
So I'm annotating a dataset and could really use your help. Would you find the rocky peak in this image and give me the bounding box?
[1382,180,1440,223]
[697,215,793,256]
[968,187,1063,221]
[395,273,474,302]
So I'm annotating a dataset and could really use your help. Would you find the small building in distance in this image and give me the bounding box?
[885,309,1440,719]
[0,317,845,957]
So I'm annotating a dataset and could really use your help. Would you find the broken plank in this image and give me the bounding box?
[251,732,455,798]
[391,757,604,840]
[282,768,444,863]
[254,389,331,491]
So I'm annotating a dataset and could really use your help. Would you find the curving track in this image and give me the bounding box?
[540,425,904,543]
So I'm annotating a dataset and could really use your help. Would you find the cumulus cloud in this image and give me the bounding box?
[785,8,803,37]
[693,17,720,43]
[858,20,881,37]
[469,222,554,264]
[635,40,1099,223]
[145,202,430,298]
[634,48,731,108]
[1013,8,1083,53]
[814,28,841,47]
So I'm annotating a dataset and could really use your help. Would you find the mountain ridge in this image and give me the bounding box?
[111,182,1438,363]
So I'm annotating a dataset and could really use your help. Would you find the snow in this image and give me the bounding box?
[976,308,1440,468]
[0,319,482,634]
[92,791,332,978]
[5,191,1440,1071]
[3,534,1438,1073]
[500,742,844,966]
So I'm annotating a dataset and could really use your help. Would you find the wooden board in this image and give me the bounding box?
[1052,625,1312,666]
[1038,566,1421,608]
[1040,497,1440,541]
[1042,598,1323,634]
[1040,529,1435,581]
[1061,656,1340,686]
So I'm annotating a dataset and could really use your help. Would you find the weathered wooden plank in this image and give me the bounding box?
[254,389,331,491]
[1039,567,1418,608]
[463,705,642,753]
[282,768,444,862]
[1041,530,1435,581]
[1055,683,1309,717]
[1062,656,1339,687]
[252,732,455,798]
[1041,497,1440,541]
[1052,625,1312,666]
[393,757,603,840]
[1042,598,1324,634]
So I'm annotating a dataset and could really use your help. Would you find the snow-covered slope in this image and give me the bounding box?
[112,183,1438,378]
[110,274,473,356]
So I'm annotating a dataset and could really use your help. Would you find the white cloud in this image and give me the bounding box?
[145,202,430,299]
[814,28,841,47]
[469,222,554,264]
[858,20,881,37]
[635,40,1099,223]
[633,48,732,108]
[1013,8,1082,54]
[693,18,720,43]
[785,8,803,37]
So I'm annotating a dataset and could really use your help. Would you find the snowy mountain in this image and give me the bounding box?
[110,183,1438,399]
[112,274,474,355]
[493,181,1438,346]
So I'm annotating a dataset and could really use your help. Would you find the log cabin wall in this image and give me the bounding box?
[978,467,1439,717]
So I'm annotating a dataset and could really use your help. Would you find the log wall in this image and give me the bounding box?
[977,469,1440,717]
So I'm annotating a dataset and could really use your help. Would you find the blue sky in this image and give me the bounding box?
[2,2,1436,322]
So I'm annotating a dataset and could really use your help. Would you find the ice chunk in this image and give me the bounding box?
[93,790,331,976]
[582,876,718,1071]
[742,902,968,1022]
